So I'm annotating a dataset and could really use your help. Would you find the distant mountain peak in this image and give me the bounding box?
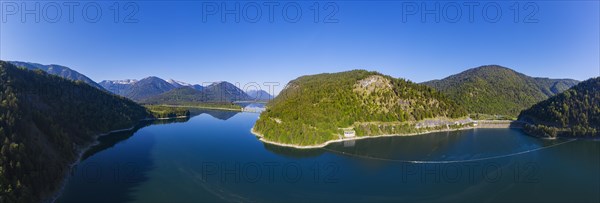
[101,79,138,85]
[210,81,227,85]
[167,79,193,87]
[142,76,163,81]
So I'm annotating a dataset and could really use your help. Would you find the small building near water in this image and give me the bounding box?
[343,130,356,138]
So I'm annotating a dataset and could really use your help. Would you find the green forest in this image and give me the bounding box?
[253,70,467,146]
[0,61,152,202]
[519,77,600,137]
[140,86,244,111]
[145,105,191,119]
[1,59,596,201]
[423,65,578,117]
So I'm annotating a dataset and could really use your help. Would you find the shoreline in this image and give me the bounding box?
[251,126,489,149]
[250,119,527,149]
[158,104,242,112]
[155,115,189,120]
[47,116,171,202]
[48,125,137,202]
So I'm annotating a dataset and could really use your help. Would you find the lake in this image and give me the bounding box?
[57,110,600,202]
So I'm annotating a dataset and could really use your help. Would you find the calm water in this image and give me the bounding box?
[58,110,600,202]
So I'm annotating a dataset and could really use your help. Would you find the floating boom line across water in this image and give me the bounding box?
[323,139,578,164]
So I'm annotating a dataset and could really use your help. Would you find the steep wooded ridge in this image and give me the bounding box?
[519,77,600,137]
[0,61,151,202]
[9,61,105,90]
[253,70,467,146]
[423,65,579,117]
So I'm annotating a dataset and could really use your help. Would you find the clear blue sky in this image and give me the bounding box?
[1,1,599,94]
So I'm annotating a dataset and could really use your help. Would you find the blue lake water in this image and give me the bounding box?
[57,110,600,202]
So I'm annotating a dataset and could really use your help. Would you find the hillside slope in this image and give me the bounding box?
[9,61,104,90]
[423,65,578,117]
[253,70,466,146]
[519,77,600,137]
[0,61,151,202]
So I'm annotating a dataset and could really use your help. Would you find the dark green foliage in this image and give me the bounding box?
[141,87,207,104]
[139,86,243,111]
[423,65,579,117]
[522,124,560,138]
[145,105,190,118]
[354,122,472,137]
[0,61,151,202]
[141,82,252,104]
[9,61,105,90]
[519,77,600,137]
[254,70,466,146]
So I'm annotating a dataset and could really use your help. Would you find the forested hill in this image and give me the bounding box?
[519,77,600,137]
[141,81,252,104]
[253,70,466,146]
[140,86,207,104]
[423,65,578,117]
[0,61,151,202]
[9,61,105,90]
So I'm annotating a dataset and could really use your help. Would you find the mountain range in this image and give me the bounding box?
[8,61,274,103]
[140,81,258,104]
[100,77,268,103]
[422,65,579,117]
[9,61,105,90]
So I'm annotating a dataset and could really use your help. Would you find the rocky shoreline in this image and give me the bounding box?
[250,120,526,149]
